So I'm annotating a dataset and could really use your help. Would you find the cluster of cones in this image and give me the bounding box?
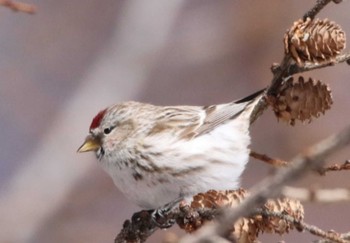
[176,17,347,242]
[177,189,304,243]
[269,17,346,125]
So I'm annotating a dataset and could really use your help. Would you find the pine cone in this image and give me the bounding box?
[269,76,333,125]
[178,190,304,243]
[284,18,346,66]
[254,198,304,235]
[191,189,247,208]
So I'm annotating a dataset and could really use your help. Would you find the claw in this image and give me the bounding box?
[151,197,183,229]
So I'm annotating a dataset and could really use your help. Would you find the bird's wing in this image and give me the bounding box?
[146,106,203,140]
[194,89,265,137]
[147,89,264,140]
[193,102,246,137]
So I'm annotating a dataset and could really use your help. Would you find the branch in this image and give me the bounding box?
[316,232,350,243]
[282,186,350,203]
[250,151,288,167]
[114,210,158,243]
[255,209,348,243]
[115,190,306,243]
[319,160,350,175]
[0,0,36,14]
[114,205,220,243]
[251,151,350,175]
[288,53,350,75]
[303,0,333,20]
[180,125,350,243]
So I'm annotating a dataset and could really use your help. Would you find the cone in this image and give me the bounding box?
[269,76,333,125]
[284,18,346,66]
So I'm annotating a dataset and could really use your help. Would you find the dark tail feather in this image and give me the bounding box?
[234,88,266,104]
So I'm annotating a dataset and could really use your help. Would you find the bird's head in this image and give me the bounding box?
[77,103,139,159]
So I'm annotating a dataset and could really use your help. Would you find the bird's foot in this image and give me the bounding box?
[150,197,183,229]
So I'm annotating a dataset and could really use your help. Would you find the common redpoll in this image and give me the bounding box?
[78,89,264,210]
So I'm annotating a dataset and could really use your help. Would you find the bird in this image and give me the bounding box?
[78,89,265,210]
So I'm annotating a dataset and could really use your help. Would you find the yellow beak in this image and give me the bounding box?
[77,136,101,153]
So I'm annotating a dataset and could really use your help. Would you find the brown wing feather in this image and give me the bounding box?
[147,106,203,139]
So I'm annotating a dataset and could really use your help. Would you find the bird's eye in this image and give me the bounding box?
[104,127,113,135]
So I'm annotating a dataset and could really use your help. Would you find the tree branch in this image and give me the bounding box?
[250,151,288,167]
[316,232,350,243]
[114,205,220,243]
[318,160,350,175]
[255,209,348,243]
[303,0,333,20]
[289,53,350,75]
[251,151,350,175]
[114,210,158,243]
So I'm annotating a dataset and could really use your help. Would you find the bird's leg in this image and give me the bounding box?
[150,197,183,229]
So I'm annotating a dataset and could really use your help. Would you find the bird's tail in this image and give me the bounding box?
[236,88,266,123]
[234,88,266,104]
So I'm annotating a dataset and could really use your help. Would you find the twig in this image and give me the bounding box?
[250,151,288,167]
[0,0,36,14]
[289,53,350,75]
[250,55,291,121]
[251,54,293,121]
[180,125,350,243]
[316,232,350,243]
[116,191,305,243]
[251,151,350,175]
[282,186,350,203]
[303,0,333,20]
[260,52,350,120]
[319,160,350,175]
[114,210,158,243]
[114,206,220,243]
[255,209,349,243]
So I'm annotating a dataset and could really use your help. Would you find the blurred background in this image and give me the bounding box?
[0,1,349,242]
